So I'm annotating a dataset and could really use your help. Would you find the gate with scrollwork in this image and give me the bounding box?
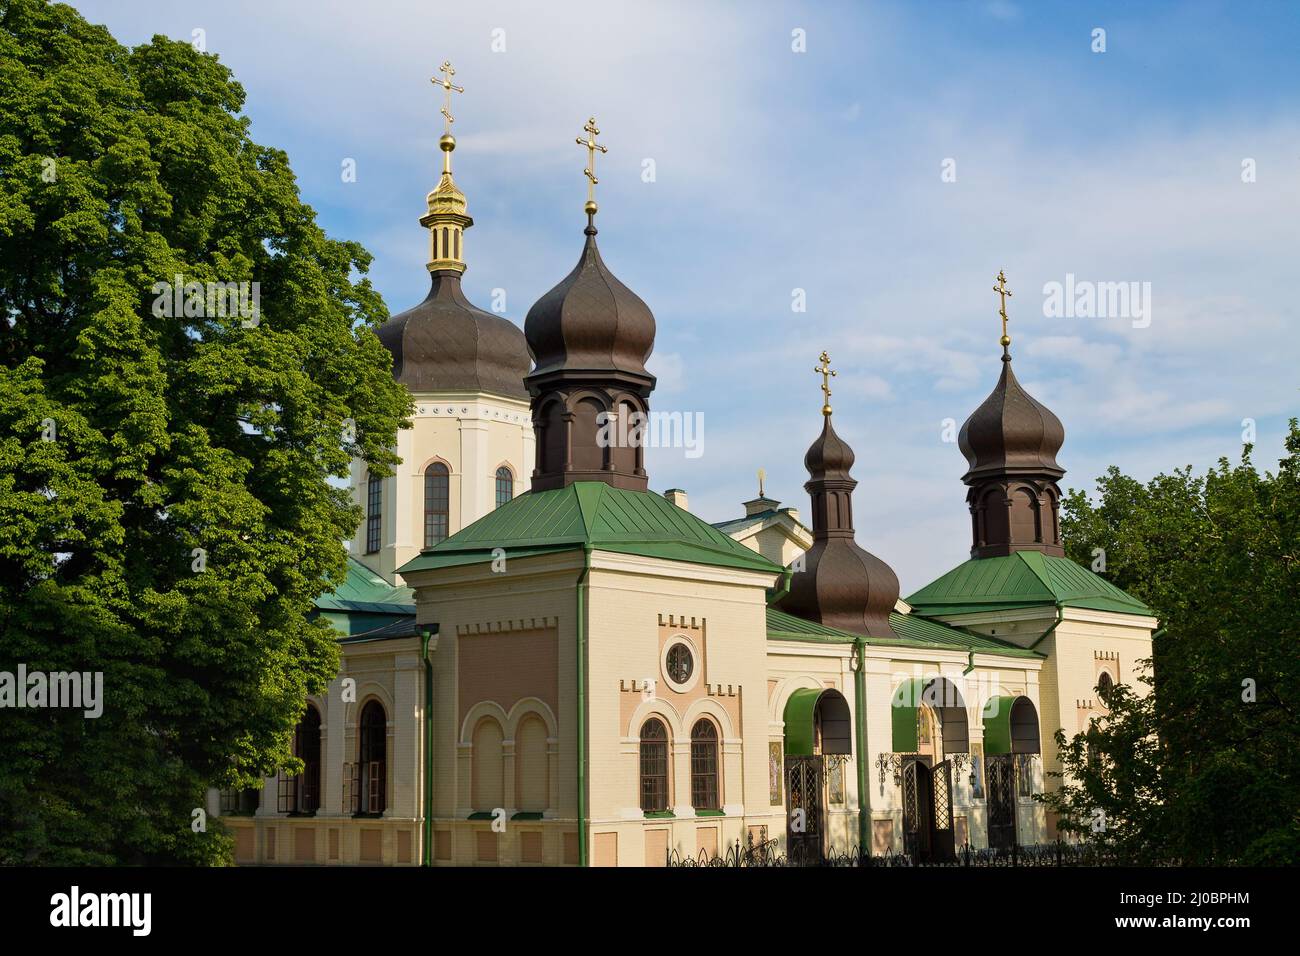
[901,758,929,860]
[987,754,1016,851]
[930,759,955,862]
[785,756,823,865]
[902,757,955,862]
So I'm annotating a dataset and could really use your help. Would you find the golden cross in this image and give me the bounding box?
[575,117,608,213]
[432,61,464,136]
[814,351,837,416]
[757,468,766,498]
[993,269,1013,347]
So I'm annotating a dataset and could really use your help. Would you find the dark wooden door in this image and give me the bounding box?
[785,756,824,865]
[987,754,1017,851]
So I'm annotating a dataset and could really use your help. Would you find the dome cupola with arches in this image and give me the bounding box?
[776,353,900,639]
[958,271,1066,559]
[376,63,530,400]
[524,118,657,492]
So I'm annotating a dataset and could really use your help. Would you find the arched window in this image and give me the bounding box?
[424,463,449,547]
[539,400,565,475]
[515,714,549,812]
[471,716,505,811]
[495,466,514,509]
[690,719,720,811]
[639,719,668,813]
[365,474,382,554]
[357,701,386,815]
[1009,487,1042,544]
[277,704,320,814]
[571,398,605,472]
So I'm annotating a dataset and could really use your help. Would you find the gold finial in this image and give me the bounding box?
[993,269,1013,352]
[758,468,766,498]
[421,60,472,274]
[814,351,837,416]
[432,61,465,174]
[575,117,608,217]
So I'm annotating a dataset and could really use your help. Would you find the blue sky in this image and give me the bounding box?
[68,0,1300,592]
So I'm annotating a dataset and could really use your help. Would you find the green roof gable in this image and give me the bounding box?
[398,482,785,576]
[905,551,1151,617]
[766,607,1041,659]
[314,555,415,614]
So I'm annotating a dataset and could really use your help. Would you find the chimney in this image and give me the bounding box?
[663,488,689,512]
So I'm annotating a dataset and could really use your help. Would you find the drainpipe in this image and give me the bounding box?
[1029,604,1065,650]
[420,626,437,866]
[853,637,869,857]
[576,544,593,867]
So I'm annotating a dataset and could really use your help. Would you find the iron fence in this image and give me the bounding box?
[666,837,1147,867]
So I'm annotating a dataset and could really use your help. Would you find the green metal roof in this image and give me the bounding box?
[905,551,1151,617]
[398,482,785,576]
[314,555,415,614]
[765,607,1041,659]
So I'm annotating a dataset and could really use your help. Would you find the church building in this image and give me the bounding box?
[213,64,1157,867]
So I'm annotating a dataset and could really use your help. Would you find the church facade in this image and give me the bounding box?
[214,68,1156,867]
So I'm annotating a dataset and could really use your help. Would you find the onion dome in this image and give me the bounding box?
[524,225,656,379]
[804,413,856,478]
[524,118,656,493]
[376,273,529,399]
[777,355,899,639]
[957,272,1066,559]
[957,354,1065,482]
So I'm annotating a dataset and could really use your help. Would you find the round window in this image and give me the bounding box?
[1096,671,1114,703]
[665,643,694,685]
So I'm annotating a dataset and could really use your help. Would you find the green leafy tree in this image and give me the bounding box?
[1045,420,1300,864]
[0,0,410,864]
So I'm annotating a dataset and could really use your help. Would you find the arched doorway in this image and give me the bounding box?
[782,688,851,864]
[983,695,1041,851]
[892,677,969,862]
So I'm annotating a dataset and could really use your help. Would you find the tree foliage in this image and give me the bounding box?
[0,0,410,864]
[1045,421,1300,864]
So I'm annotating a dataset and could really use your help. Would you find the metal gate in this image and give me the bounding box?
[987,754,1016,851]
[930,759,955,862]
[785,756,824,865]
[902,757,956,862]
[902,759,929,860]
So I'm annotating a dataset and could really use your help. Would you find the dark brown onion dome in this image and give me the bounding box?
[525,225,655,379]
[778,414,899,639]
[958,353,1065,482]
[804,415,856,478]
[958,350,1066,559]
[375,271,529,399]
[524,222,657,493]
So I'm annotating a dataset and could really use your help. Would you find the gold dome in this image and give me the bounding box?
[426,171,467,216]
